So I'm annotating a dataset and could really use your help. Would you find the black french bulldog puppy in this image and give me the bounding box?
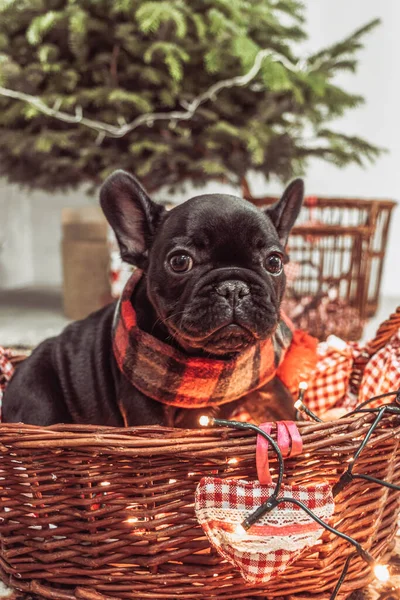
[2,171,304,428]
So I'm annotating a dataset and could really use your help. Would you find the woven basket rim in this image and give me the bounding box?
[0,409,398,447]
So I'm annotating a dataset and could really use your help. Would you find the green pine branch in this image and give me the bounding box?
[308,18,380,66]
[0,0,384,192]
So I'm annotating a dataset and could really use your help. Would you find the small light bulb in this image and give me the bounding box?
[199,415,210,427]
[228,458,238,465]
[233,523,246,538]
[373,563,390,582]
[299,381,308,391]
[169,479,177,484]
[125,517,139,524]
[100,481,111,487]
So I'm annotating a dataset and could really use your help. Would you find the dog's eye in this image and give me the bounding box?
[169,254,193,273]
[265,253,283,275]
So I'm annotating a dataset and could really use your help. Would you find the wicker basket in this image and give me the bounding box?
[242,179,396,339]
[0,310,399,600]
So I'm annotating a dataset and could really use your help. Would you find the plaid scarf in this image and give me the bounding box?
[113,271,294,408]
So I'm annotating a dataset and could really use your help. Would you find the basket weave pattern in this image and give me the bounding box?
[0,415,399,600]
[0,310,399,599]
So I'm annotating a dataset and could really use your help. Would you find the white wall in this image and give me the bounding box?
[0,0,399,296]
[0,184,92,289]
[247,0,400,297]
[300,0,400,298]
[29,187,93,285]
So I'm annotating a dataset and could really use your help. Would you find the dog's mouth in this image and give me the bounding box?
[166,317,257,356]
[200,324,255,355]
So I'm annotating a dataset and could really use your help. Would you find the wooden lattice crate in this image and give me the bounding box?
[242,180,396,340]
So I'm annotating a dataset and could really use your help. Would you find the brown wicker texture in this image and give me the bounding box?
[0,311,399,600]
[242,179,396,340]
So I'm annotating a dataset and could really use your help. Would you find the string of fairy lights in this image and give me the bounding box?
[199,383,400,599]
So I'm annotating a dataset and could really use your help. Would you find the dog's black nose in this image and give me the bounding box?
[215,280,250,305]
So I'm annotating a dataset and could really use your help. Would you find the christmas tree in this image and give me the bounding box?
[0,0,381,193]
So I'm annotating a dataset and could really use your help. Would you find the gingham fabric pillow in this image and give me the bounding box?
[304,335,360,415]
[305,332,400,417]
[359,330,400,407]
[195,477,334,584]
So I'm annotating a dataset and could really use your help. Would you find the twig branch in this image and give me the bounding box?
[0,49,301,141]
[110,44,120,87]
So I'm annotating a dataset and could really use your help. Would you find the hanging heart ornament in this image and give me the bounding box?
[195,477,334,584]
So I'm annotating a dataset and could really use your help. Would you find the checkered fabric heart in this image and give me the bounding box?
[195,477,334,584]
[0,346,15,421]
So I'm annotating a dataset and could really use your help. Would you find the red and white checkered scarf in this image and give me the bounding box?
[112,271,307,409]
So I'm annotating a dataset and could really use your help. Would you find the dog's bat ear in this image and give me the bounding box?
[264,178,304,246]
[100,170,166,268]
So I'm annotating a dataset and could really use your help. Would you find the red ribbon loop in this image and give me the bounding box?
[256,423,273,484]
[281,421,303,457]
[256,421,303,483]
